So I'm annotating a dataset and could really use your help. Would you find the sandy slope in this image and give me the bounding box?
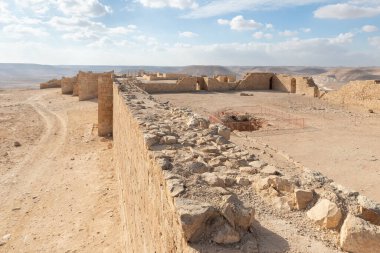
[0,88,122,252]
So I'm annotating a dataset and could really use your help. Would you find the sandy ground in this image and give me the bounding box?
[0,88,122,252]
[154,91,380,203]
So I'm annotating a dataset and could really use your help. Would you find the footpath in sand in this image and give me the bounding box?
[0,88,122,252]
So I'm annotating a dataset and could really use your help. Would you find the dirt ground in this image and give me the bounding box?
[154,91,380,203]
[0,88,122,252]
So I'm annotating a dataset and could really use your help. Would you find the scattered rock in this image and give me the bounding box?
[155,158,173,170]
[217,125,231,141]
[357,195,380,226]
[202,172,225,187]
[236,176,250,186]
[368,109,374,113]
[248,160,267,169]
[212,223,240,244]
[14,141,21,147]
[267,176,295,193]
[0,234,11,246]
[294,189,314,210]
[272,196,293,211]
[166,178,185,197]
[307,199,342,229]
[239,167,257,175]
[160,135,177,145]
[143,133,158,149]
[188,162,209,174]
[221,194,255,231]
[175,198,218,242]
[261,165,281,176]
[187,115,210,129]
[340,214,380,253]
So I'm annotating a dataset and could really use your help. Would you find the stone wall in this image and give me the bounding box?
[61,76,77,94]
[72,74,79,96]
[98,73,113,137]
[113,85,194,253]
[235,73,274,90]
[272,74,296,93]
[203,77,236,91]
[40,79,61,89]
[78,71,100,101]
[295,76,319,97]
[136,77,197,93]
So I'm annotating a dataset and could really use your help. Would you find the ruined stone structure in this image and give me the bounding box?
[77,71,100,101]
[235,73,273,90]
[98,73,114,137]
[272,74,296,93]
[40,79,61,89]
[61,76,77,94]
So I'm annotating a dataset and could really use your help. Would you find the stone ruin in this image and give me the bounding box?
[39,72,380,253]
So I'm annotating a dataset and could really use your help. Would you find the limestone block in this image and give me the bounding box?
[188,161,209,174]
[261,165,281,176]
[202,172,225,187]
[357,195,380,226]
[175,198,218,242]
[267,176,295,193]
[236,176,250,186]
[217,125,231,141]
[340,214,380,253]
[143,133,158,149]
[221,195,255,231]
[294,189,314,210]
[239,167,258,175]
[307,199,342,229]
[248,160,267,169]
[212,224,240,244]
[160,135,178,145]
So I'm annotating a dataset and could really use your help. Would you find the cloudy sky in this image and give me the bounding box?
[0,0,380,66]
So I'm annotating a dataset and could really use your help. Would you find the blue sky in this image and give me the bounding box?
[0,0,380,66]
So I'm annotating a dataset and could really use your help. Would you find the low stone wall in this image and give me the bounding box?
[40,79,61,89]
[136,77,197,93]
[72,75,79,96]
[61,76,77,94]
[235,73,274,90]
[204,77,236,91]
[98,74,113,137]
[272,74,296,93]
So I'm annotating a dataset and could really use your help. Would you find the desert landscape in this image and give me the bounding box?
[1,68,379,253]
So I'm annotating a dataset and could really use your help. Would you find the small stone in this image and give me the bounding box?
[14,141,21,147]
[143,133,158,149]
[294,189,314,210]
[155,158,173,170]
[307,199,342,229]
[357,195,380,226]
[239,167,257,175]
[236,176,250,186]
[166,178,185,197]
[217,126,231,141]
[220,194,255,231]
[261,165,281,176]
[202,173,225,187]
[249,160,267,169]
[160,135,177,145]
[188,162,209,174]
[0,234,11,246]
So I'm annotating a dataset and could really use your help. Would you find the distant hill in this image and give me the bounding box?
[0,63,379,89]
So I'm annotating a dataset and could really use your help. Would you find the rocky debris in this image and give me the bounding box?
[201,173,225,187]
[239,167,257,175]
[143,133,158,149]
[166,178,185,197]
[240,92,254,97]
[307,199,342,229]
[357,195,380,226]
[175,198,218,243]
[221,195,255,231]
[261,165,281,176]
[236,176,250,186]
[160,135,177,145]
[0,234,11,246]
[216,125,231,141]
[187,114,210,129]
[212,223,240,244]
[272,195,293,211]
[188,161,209,174]
[266,176,295,193]
[294,189,314,210]
[340,214,380,253]
[155,157,173,170]
[248,160,267,169]
[14,141,21,147]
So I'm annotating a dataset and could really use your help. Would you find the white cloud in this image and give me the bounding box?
[14,0,50,14]
[217,15,262,31]
[138,0,198,9]
[56,0,112,17]
[369,36,380,48]
[3,24,49,37]
[253,32,273,39]
[301,28,311,33]
[314,3,380,19]
[179,31,199,38]
[265,24,274,30]
[279,30,298,37]
[328,32,354,44]
[362,25,378,33]
[184,0,326,19]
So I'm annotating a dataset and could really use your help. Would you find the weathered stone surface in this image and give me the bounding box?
[239,167,257,175]
[212,224,240,244]
[294,189,314,210]
[187,115,210,129]
[221,195,255,231]
[202,172,225,187]
[143,133,158,149]
[272,196,293,211]
[307,199,342,229]
[267,176,295,193]
[357,195,380,226]
[188,162,209,174]
[236,176,250,186]
[261,165,281,176]
[160,135,178,145]
[175,198,218,242]
[217,125,231,141]
[248,160,267,169]
[340,214,380,253]
[166,178,185,197]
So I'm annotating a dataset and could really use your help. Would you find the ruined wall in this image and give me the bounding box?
[113,85,194,253]
[61,76,77,94]
[295,76,319,97]
[203,77,236,92]
[272,74,296,93]
[163,73,189,79]
[235,73,274,90]
[72,74,79,96]
[40,79,61,89]
[136,77,197,93]
[78,71,100,101]
[98,73,113,137]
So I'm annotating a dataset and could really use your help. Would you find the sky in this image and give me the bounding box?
[0,0,380,66]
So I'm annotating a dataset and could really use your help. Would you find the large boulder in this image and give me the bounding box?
[307,199,342,229]
[340,214,380,253]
